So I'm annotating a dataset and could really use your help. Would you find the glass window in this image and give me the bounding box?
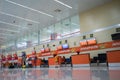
[48,25,54,34]
[5,41,15,52]
[54,22,62,39]
[62,18,71,37]
[2,15,80,52]
[40,27,50,43]
[71,15,80,34]
[17,37,27,49]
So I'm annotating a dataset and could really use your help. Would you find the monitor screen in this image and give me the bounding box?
[80,40,87,46]
[41,48,45,53]
[62,44,69,49]
[87,38,97,45]
[57,45,63,50]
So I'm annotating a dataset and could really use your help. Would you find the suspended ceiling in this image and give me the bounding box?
[0,0,112,45]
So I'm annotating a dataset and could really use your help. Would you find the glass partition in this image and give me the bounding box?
[2,14,80,53]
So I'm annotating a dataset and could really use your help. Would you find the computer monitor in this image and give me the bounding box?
[62,44,69,49]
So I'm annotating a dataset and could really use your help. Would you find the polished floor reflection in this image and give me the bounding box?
[0,67,120,80]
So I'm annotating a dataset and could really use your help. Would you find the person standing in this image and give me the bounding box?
[54,54,59,68]
[22,52,26,68]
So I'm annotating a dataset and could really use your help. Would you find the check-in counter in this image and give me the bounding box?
[48,57,56,67]
[107,50,120,67]
[31,59,42,67]
[72,54,90,67]
[36,59,42,67]
[48,56,62,67]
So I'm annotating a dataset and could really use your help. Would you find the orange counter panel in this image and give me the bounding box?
[18,58,22,64]
[48,57,56,65]
[48,56,62,66]
[31,59,42,66]
[72,54,90,64]
[36,59,42,66]
[107,50,120,63]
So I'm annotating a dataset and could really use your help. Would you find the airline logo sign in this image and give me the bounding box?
[112,41,120,47]
[80,40,120,51]
[57,50,71,54]
[71,48,76,53]
[32,40,120,56]
[81,45,99,51]
[41,52,51,56]
[70,47,79,53]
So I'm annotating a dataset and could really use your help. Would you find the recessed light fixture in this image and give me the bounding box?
[54,9,61,12]
[0,33,13,36]
[65,23,70,26]
[54,0,72,9]
[13,20,16,23]
[5,0,54,17]
[28,23,32,26]
[0,11,40,24]
[10,32,15,34]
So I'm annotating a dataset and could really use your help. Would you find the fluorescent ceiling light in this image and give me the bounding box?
[0,11,40,24]
[0,33,13,36]
[5,0,54,17]
[0,28,19,33]
[74,29,80,32]
[0,20,27,29]
[54,0,72,9]
[72,23,80,26]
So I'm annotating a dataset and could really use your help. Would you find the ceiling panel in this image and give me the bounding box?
[0,0,112,45]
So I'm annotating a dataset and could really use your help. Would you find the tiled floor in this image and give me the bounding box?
[0,67,120,80]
